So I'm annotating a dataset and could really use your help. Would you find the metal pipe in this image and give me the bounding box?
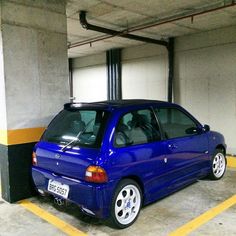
[167,38,174,103]
[106,50,112,100]
[79,11,168,47]
[54,197,65,206]
[69,35,114,49]
[127,1,236,33]
[68,58,74,102]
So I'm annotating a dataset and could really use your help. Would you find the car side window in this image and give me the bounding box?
[154,107,198,139]
[114,109,161,147]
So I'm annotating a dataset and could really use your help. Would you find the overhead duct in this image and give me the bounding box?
[79,11,169,48]
[78,11,174,102]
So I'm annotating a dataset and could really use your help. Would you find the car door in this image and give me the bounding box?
[153,106,209,189]
[110,108,168,204]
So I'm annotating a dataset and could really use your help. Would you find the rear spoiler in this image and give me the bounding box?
[64,102,113,111]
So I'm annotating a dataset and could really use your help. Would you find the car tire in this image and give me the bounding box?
[109,179,142,229]
[209,149,226,180]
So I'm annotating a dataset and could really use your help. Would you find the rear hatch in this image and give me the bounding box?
[35,141,100,180]
[34,107,109,180]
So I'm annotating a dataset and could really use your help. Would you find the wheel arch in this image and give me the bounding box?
[120,175,145,199]
[216,144,226,155]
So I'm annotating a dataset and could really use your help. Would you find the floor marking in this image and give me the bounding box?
[227,156,236,168]
[19,199,87,236]
[169,194,236,236]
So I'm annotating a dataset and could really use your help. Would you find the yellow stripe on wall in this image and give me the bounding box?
[0,129,8,145]
[0,127,46,145]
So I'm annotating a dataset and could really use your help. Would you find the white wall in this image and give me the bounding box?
[73,53,107,102]
[72,44,168,102]
[122,44,168,100]
[175,26,236,154]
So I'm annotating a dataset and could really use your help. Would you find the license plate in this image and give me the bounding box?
[47,179,69,199]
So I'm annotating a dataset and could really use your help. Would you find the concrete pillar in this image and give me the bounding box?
[0,0,69,202]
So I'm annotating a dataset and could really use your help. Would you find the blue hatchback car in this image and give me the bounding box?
[32,100,227,228]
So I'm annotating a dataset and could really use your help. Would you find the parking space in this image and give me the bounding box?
[191,204,236,236]
[0,195,64,236]
[1,165,235,236]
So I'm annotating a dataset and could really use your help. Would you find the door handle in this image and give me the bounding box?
[168,144,178,149]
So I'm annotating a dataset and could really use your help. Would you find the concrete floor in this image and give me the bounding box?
[0,168,236,236]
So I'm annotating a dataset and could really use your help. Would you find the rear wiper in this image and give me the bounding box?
[61,118,94,152]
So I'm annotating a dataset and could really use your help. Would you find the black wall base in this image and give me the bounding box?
[0,142,37,203]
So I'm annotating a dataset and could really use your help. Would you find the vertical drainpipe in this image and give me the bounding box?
[106,48,122,100]
[68,58,74,103]
[167,38,174,103]
[106,51,112,100]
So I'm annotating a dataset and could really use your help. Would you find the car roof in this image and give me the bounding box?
[64,99,175,111]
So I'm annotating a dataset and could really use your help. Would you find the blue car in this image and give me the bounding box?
[32,100,227,228]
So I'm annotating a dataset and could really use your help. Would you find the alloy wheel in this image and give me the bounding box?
[212,152,226,178]
[114,184,141,225]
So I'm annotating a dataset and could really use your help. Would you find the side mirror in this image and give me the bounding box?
[203,124,210,132]
[185,127,199,135]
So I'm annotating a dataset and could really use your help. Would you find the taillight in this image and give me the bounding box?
[85,166,108,183]
[32,151,37,166]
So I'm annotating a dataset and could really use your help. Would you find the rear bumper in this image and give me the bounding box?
[32,166,116,219]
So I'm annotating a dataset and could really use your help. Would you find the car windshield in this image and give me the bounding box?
[41,109,109,148]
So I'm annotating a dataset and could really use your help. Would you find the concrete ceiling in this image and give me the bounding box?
[67,0,236,58]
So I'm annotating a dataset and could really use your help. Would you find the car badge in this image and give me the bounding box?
[55,153,61,158]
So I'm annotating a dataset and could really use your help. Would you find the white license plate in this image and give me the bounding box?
[47,179,69,199]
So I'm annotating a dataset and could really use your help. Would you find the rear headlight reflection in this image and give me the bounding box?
[32,151,37,166]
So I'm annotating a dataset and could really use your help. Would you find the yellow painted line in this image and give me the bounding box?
[169,194,236,236]
[19,199,87,236]
[227,156,236,168]
[0,127,45,145]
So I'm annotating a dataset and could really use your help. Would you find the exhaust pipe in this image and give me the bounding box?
[37,189,47,197]
[54,197,65,206]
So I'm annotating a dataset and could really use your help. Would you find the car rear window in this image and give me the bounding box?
[41,109,109,148]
